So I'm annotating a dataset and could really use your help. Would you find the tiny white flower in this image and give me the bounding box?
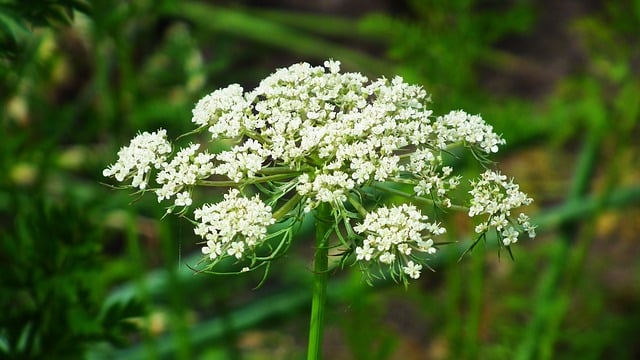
[403,261,422,279]
[324,59,341,73]
[355,243,374,261]
[202,240,221,260]
[379,252,396,264]
[501,227,519,246]
[228,241,245,259]
[175,191,192,207]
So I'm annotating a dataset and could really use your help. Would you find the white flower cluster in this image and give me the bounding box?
[104,60,535,280]
[103,132,217,209]
[156,143,215,206]
[192,84,251,139]
[469,170,536,245]
[187,60,506,215]
[296,172,355,211]
[435,110,506,153]
[213,139,267,182]
[102,129,171,189]
[404,148,461,206]
[196,189,275,261]
[354,204,445,279]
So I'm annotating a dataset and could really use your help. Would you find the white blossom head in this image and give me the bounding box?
[469,170,534,246]
[354,204,444,282]
[103,60,535,281]
[195,189,275,262]
[103,129,171,190]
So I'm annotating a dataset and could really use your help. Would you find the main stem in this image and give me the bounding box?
[307,202,331,360]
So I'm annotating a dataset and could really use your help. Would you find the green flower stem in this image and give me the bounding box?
[347,194,368,217]
[257,166,311,175]
[307,202,331,360]
[247,173,296,184]
[373,183,469,213]
[272,193,302,220]
[197,173,294,187]
[196,179,239,187]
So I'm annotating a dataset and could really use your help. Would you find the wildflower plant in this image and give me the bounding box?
[103,60,535,358]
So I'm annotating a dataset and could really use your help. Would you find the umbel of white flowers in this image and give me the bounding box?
[104,60,535,283]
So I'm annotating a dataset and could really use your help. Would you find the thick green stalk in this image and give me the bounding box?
[307,202,331,360]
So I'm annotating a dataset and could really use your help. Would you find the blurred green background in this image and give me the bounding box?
[1,0,639,359]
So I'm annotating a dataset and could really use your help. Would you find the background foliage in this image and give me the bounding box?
[2,0,639,359]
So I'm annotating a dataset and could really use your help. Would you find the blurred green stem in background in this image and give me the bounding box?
[515,122,602,359]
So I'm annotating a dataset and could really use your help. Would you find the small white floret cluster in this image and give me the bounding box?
[354,204,444,280]
[102,129,171,190]
[469,170,536,245]
[196,189,275,261]
[156,143,215,206]
[435,110,505,153]
[104,60,535,282]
